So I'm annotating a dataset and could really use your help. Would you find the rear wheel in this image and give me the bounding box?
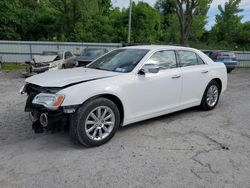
[70,98,120,147]
[62,64,66,69]
[200,80,220,110]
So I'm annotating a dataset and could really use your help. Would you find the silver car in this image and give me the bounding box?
[26,50,76,74]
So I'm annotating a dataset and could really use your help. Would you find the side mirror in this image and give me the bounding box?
[139,64,160,74]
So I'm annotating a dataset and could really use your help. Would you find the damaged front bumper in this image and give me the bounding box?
[25,62,50,75]
[22,84,78,133]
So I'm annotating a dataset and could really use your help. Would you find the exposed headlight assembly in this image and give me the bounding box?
[49,63,57,68]
[32,93,65,110]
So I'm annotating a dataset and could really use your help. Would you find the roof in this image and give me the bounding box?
[122,45,197,51]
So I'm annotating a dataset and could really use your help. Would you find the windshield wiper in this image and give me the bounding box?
[88,67,111,71]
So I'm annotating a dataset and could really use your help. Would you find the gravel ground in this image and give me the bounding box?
[0,70,250,188]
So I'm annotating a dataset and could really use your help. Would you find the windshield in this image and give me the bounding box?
[81,48,107,57]
[87,49,149,73]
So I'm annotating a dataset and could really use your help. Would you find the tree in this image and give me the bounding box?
[156,0,211,44]
[210,0,243,44]
[130,2,161,43]
[238,22,250,47]
[155,0,212,44]
[0,0,20,40]
[175,0,212,44]
[155,0,175,28]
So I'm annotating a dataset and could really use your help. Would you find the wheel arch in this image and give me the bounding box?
[81,94,125,126]
[211,78,222,93]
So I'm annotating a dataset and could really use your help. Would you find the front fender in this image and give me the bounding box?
[57,79,124,107]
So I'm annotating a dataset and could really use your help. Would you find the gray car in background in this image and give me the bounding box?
[76,48,108,67]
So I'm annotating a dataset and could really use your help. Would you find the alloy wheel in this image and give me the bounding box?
[206,85,219,107]
[84,106,115,141]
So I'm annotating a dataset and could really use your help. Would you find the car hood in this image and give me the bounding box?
[25,68,121,87]
[33,55,58,63]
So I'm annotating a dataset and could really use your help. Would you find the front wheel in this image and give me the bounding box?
[200,80,221,110]
[70,98,120,147]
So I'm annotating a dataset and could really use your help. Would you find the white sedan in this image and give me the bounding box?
[21,45,227,147]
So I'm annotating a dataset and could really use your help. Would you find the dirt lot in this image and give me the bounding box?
[0,70,250,188]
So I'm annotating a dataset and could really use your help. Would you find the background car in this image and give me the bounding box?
[26,50,76,75]
[76,48,108,66]
[203,50,237,73]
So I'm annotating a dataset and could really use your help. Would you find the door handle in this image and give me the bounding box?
[201,70,208,74]
[172,74,181,79]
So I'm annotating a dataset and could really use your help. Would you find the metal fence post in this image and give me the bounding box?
[29,43,33,61]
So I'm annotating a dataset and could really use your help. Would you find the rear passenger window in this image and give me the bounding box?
[146,50,177,70]
[178,51,204,67]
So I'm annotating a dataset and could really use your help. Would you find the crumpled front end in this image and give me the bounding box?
[31,62,50,73]
[22,83,72,133]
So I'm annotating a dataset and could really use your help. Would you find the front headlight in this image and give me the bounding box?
[32,93,65,110]
[49,63,57,68]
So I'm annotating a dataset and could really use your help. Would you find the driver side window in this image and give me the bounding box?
[146,50,177,70]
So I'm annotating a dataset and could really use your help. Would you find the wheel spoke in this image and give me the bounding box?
[92,128,98,138]
[101,109,108,119]
[104,114,112,121]
[104,121,114,126]
[90,112,99,121]
[97,107,101,119]
[86,125,96,133]
[99,128,103,139]
[102,125,110,133]
[86,120,95,125]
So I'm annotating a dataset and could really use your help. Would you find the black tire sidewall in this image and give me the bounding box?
[201,80,221,110]
[75,98,120,147]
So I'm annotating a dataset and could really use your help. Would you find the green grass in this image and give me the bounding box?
[0,63,27,72]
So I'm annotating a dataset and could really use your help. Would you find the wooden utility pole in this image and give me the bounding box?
[128,0,132,43]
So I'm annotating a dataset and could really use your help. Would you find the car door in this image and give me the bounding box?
[128,50,182,119]
[177,50,210,105]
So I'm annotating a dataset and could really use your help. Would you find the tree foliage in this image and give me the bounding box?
[0,0,249,50]
[0,0,20,40]
[210,0,243,45]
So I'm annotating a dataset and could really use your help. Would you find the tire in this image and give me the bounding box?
[200,80,221,110]
[69,98,120,147]
[227,69,233,73]
[62,64,66,69]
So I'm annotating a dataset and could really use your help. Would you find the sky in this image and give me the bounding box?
[111,0,250,30]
